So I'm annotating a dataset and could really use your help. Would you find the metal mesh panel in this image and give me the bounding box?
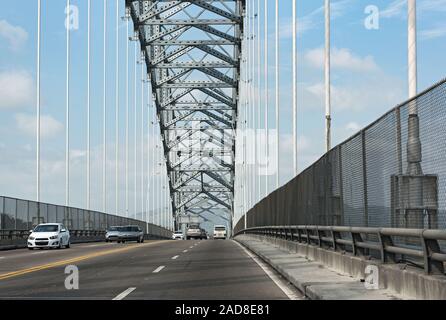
[236,79,446,232]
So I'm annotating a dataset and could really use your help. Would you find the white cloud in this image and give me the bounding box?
[305,47,378,72]
[345,122,362,132]
[0,70,34,109]
[15,113,63,138]
[0,20,28,51]
[381,0,406,19]
[420,25,446,40]
[305,74,405,113]
[278,0,354,38]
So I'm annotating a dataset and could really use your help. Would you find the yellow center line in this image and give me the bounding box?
[0,241,166,281]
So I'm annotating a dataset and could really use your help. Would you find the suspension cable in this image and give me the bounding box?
[275,0,279,189]
[36,0,41,203]
[65,0,70,207]
[264,0,268,198]
[87,0,91,210]
[115,0,120,216]
[292,0,298,176]
[103,0,107,213]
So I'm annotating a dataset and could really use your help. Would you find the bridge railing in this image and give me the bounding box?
[235,78,446,235]
[235,225,446,275]
[0,196,172,245]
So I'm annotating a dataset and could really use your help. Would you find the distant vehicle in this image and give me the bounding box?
[172,230,184,240]
[105,226,123,242]
[213,225,227,240]
[200,228,208,240]
[118,225,144,243]
[186,224,202,240]
[27,223,70,250]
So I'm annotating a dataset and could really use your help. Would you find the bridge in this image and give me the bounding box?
[0,0,446,302]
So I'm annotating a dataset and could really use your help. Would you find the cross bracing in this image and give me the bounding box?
[127,0,244,225]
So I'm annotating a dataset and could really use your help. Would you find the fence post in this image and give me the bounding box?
[378,231,396,263]
[332,228,341,251]
[361,131,369,228]
[421,233,444,275]
[351,231,366,257]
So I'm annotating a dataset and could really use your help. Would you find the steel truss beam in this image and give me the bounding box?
[127,0,243,225]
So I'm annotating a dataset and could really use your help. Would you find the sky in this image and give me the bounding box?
[0,0,445,223]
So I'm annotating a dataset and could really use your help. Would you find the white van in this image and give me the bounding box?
[213,225,227,240]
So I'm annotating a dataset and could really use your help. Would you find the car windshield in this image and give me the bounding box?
[122,226,139,232]
[175,231,182,234]
[34,225,59,232]
[215,227,226,231]
[189,225,199,229]
[108,227,121,232]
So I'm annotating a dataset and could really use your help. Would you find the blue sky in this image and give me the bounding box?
[0,0,445,218]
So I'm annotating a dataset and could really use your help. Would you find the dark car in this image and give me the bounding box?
[200,228,208,240]
[118,225,144,243]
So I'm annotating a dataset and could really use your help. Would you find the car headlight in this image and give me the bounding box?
[28,236,35,240]
[49,235,58,240]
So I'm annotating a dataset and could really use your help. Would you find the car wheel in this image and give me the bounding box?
[141,238,144,243]
[28,247,34,250]
[66,240,70,248]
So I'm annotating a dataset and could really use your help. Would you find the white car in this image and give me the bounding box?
[28,223,71,250]
[172,231,184,240]
[213,225,227,240]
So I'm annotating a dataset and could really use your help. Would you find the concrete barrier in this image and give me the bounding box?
[237,234,446,300]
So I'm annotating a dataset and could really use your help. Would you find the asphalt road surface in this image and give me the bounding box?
[0,240,302,300]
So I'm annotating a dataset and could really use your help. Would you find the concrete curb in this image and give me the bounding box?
[235,236,404,300]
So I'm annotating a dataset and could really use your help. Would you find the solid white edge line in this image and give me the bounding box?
[112,287,136,300]
[172,255,179,260]
[234,241,301,300]
[153,266,165,273]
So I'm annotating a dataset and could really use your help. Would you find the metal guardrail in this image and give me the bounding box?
[235,226,446,275]
[0,229,106,240]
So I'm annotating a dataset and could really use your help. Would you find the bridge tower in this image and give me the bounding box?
[126,0,244,230]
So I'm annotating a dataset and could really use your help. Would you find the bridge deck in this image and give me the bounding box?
[0,240,298,300]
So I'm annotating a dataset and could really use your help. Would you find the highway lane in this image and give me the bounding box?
[0,240,301,300]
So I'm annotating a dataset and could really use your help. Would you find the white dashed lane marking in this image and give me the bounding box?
[112,287,136,300]
[183,250,188,253]
[172,255,179,260]
[153,266,165,273]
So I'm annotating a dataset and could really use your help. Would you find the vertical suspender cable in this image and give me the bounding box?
[242,1,249,229]
[87,0,91,210]
[275,0,279,189]
[292,0,298,176]
[148,82,152,223]
[325,0,331,152]
[264,0,268,198]
[65,0,70,207]
[251,0,255,209]
[246,0,249,212]
[141,53,145,221]
[36,0,41,203]
[257,0,261,203]
[134,41,137,218]
[115,0,120,215]
[125,10,129,218]
[103,0,107,213]
[408,0,417,103]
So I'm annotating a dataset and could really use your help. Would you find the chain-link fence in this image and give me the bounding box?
[0,196,171,241]
[235,78,446,234]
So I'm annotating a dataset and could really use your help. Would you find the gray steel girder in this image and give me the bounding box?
[127,0,244,224]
